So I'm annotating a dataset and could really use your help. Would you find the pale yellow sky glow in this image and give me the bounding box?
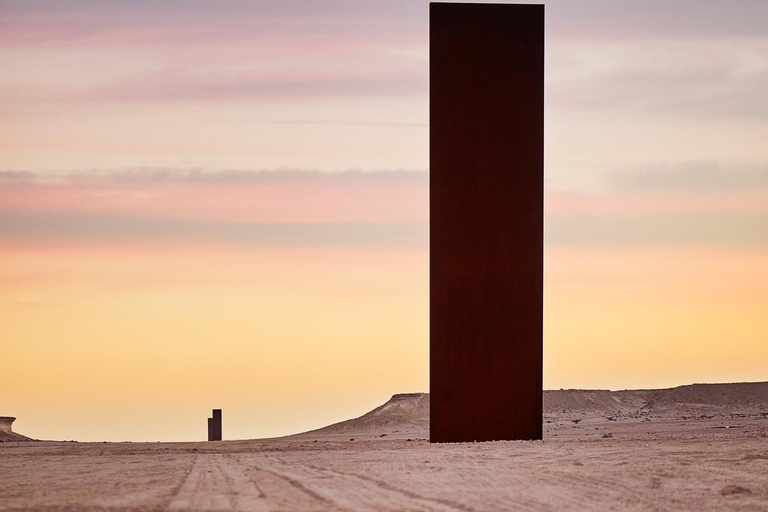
[1,0,767,441]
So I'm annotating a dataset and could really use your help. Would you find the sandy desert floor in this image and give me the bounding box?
[2,385,767,511]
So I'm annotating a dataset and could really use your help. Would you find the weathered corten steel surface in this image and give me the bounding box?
[210,409,222,441]
[430,2,544,442]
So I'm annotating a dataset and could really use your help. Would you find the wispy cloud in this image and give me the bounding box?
[549,161,768,215]
[0,169,428,249]
[547,211,768,248]
[0,212,426,250]
[606,162,768,192]
[259,120,427,128]
[547,0,768,40]
[80,75,427,103]
[4,0,766,45]
[0,1,426,48]
[0,1,428,106]
[0,168,428,185]
[0,171,35,185]
[0,169,428,225]
[547,161,768,247]
[548,38,768,118]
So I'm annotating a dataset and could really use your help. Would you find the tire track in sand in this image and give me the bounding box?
[166,453,270,511]
[304,463,477,512]
[249,453,469,512]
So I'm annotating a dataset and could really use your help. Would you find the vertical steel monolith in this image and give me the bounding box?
[430,2,544,442]
[210,409,222,441]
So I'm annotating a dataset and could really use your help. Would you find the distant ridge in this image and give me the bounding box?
[545,382,768,418]
[302,382,768,435]
[304,393,430,435]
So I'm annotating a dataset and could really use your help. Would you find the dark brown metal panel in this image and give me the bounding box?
[207,417,213,442]
[430,2,544,443]
[211,409,222,441]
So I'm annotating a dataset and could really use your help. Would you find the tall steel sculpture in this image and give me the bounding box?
[207,409,222,441]
[430,2,544,442]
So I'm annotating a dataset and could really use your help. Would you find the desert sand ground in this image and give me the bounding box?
[2,383,767,511]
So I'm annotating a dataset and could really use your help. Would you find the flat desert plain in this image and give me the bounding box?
[1,383,767,511]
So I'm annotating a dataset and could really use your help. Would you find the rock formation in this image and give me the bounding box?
[0,416,33,442]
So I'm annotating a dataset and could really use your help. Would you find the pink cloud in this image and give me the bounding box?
[0,170,428,223]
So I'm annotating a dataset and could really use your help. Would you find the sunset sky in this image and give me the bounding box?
[2,0,766,442]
